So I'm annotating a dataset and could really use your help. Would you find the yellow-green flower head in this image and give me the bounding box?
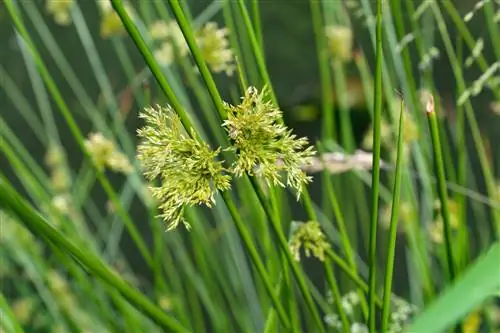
[137,105,231,231]
[46,0,73,26]
[325,25,353,62]
[154,42,174,66]
[197,22,235,76]
[223,86,315,198]
[99,2,133,39]
[289,221,330,261]
[45,144,71,192]
[149,21,170,41]
[84,132,133,174]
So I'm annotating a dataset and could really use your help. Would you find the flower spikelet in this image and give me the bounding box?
[84,133,133,174]
[137,105,231,231]
[46,0,73,26]
[196,22,235,76]
[223,86,315,198]
[325,25,353,62]
[289,221,331,261]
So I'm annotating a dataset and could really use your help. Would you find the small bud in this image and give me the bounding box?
[196,22,235,76]
[325,25,353,62]
[289,221,330,261]
[84,132,132,174]
[46,0,73,26]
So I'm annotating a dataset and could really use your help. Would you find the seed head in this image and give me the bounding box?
[223,86,315,198]
[197,22,235,76]
[137,105,231,230]
[84,132,133,174]
[289,220,330,261]
[46,0,73,26]
[325,25,353,62]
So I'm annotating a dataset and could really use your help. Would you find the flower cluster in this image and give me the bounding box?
[325,25,353,62]
[324,291,418,332]
[44,144,75,219]
[46,0,73,26]
[98,1,132,39]
[223,86,315,197]
[136,87,315,230]
[149,21,184,66]
[289,221,330,261]
[137,105,231,231]
[45,144,71,193]
[381,200,415,231]
[148,20,234,75]
[84,132,133,174]
[428,199,460,244]
[196,22,235,75]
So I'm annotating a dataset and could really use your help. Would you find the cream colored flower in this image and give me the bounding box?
[84,132,132,174]
[223,86,315,197]
[154,42,174,66]
[149,21,170,40]
[137,105,231,230]
[325,25,353,62]
[196,22,235,75]
[46,0,73,26]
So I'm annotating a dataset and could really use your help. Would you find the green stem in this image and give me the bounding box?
[111,0,197,138]
[0,177,188,333]
[220,191,292,330]
[111,2,291,328]
[381,100,405,332]
[368,0,384,331]
[251,0,263,48]
[0,292,25,333]
[310,0,335,141]
[249,179,326,333]
[5,0,153,268]
[426,103,456,282]
[167,0,227,122]
[235,0,278,105]
[325,259,350,332]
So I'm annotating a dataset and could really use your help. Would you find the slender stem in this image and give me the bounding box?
[368,0,384,331]
[236,0,278,105]
[221,191,292,330]
[426,98,456,282]
[310,0,335,141]
[111,2,292,328]
[111,0,197,138]
[167,0,227,122]
[325,259,350,332]
[381,100,405,332]
[0,177,188,333]
[251,0,263,48]
[0,292,24,333]
[5,0,153,268]
[249,178,326,333]
[325,249,384,307]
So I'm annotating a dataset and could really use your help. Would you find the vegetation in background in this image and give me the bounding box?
[1,0,500,332]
